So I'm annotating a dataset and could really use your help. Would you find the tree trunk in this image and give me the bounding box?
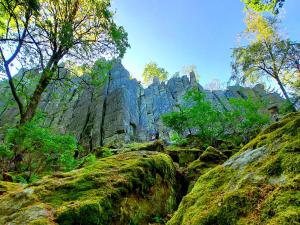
[275,77,296,112]
[3,62,24,118]
[20,68,54,124]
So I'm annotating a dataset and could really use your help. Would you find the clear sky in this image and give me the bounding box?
[111,0,300,86]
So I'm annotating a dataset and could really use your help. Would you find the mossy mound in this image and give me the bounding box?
[199,146,228,163]
[167,112,300,225]
[110,140,165,154]
[0,151,177,225]
[186,146,228,191]
[166,146,202,167]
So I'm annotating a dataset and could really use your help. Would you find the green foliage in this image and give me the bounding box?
[101,147,113,158]
[162,88,270,146]
[242,0,285,14]
[223,96,270,143]
[169,132,188,146]
[142,61,168,84]
[162,89,222,145]
[162,111,189,135]
[0,0,39,37]
[153,215,164,223]
[1,0,130,124]
[0,113,78,182]
[231,11,299,108]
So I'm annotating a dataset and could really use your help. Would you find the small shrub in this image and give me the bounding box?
[0,113,78,182]
[170,132,188,145]
[101,147,113,158]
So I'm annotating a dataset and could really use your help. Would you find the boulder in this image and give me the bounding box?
[199,146,228,163]
[0,151,177,225]
[167,112,300,225]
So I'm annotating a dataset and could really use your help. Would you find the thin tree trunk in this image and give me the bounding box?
[275,77,296,111]
[3,62,24,117]
[20,70,51,124]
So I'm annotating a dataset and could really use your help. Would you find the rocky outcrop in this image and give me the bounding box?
[0,151,177,225]
[167,112,300,225]
[0,61,284,148]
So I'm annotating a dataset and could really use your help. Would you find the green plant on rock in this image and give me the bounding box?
[162,88,270,146]
[223,96,270,144]
[0,113,78,182]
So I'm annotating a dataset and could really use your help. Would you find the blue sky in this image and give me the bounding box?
[111,0,300,86]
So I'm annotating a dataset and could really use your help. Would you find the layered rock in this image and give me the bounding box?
[0,61,284,148]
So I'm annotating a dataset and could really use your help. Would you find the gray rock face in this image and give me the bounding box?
[223,146,267,170]
[0,62,284,148]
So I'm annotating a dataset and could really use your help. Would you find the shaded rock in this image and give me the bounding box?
[199,146,227,163]
[0,151,177,225]
[166,146,202,167]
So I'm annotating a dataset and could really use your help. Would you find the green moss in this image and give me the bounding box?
[127,140,165,152]
[0,181,22,195]
[199,146,227,163]
[0,151,177,225]
[166,146,202,167]
[262,156,283,176]
[167,112,300,225]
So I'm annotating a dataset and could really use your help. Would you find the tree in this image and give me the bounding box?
[242,0,285,14]
[223,97,270,143]
[162,88,270,146]
[0,0,129,124]
[231,11,299,110]
[162,89,223,145]
[142,61,168,84]
[0,0,39,123]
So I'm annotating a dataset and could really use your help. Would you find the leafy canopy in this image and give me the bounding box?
[231,11,299,108]
[242,0,285,14]
[0,0,130,124]
[142,62,168,84]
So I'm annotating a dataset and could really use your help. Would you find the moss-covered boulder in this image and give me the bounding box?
[109,140,165,155]
[166,146,202,167]
[199,146,227,163]
[167,112,300,225]
[0,151,177,225]
[186,146,228,191]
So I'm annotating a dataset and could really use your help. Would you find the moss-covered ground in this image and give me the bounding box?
[167,112,300,225]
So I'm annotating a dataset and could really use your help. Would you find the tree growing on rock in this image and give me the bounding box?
[231,11,299,111]
[142,61,168,84]
[0,0,129,124]
[162,88,270,146]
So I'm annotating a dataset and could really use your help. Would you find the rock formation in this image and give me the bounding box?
[0,61,284,148]
[0,112,299,225]
[167,112,300,225]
